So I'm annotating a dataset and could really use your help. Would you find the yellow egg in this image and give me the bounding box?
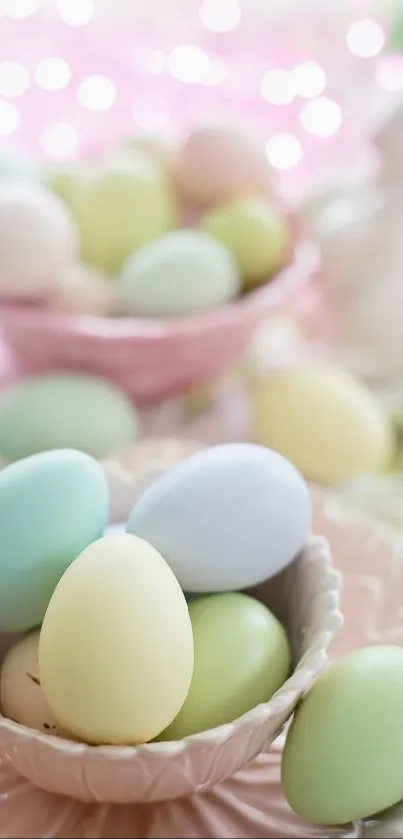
[253,363,393,485]
[38,533,194,745]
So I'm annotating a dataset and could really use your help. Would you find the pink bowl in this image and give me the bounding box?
[0,241,318,403]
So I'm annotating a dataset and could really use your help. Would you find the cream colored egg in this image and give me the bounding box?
[253,363,393,485]
[0,183,78,300]
[38,533,194,745]
[124,134,179,180]
[50,263,117,317]
[1,631,66,736]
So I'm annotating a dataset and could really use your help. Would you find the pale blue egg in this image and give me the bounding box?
[0,449,108,632]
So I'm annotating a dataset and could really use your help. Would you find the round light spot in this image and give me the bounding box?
[375,55,403,92]
[78,75,116,111]
[168,45,211,85]
[132,94,170,132]
[202,56,228,86]
[199,0,241,33]
[0,62,29,98]
[266,133,302,170]
[293,62,327,99]
[57,0,94,26]
[300,97,343,138]
[261,69,295,106]
[0,101,20,136]
[40,122,79,160]
[346,19,385,58]
[35,57,71,92]
[0,0,39,18]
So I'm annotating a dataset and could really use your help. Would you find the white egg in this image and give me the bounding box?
[127,443,311,592]
[1,631,66,736]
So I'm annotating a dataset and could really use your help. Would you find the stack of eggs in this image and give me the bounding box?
[0,442,310,746]
[0,124,291,320]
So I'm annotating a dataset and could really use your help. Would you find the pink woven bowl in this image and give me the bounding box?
[0,240,318,403]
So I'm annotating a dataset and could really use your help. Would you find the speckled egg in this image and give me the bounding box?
[254,363,393,484]
[177,123,274,207]
[119,230,240,317]
[0,449,108,631]
[0,373,138,462]
[0,183,78,300]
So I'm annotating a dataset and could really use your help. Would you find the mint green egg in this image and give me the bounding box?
[0,449,108,631]
[0,374,138,463]
[157,592,290,740]
[0,150,41,185]
[282,645,403,826]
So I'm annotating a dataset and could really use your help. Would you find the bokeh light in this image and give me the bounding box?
[261,69,295,106]
[293,62,327,99]
[346,19,385,58]
[0,0,39,18]
[266,133,302,170]
[35,58,71,92]
[57,0,94,27]
[375,55,403,92]
[300,97,342,137]
[0,62,29,98]
[132,94,171,131]
[199,0,241,33]
[0,101,20,137]
[78,75,116,111]
[40,122,79,160]
[168,45,211,84]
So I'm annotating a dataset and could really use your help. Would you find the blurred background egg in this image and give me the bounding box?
[201,197,291,290]
[38,533,194,745]
[0,373,139,463]
[119,230,240,317]
[253,363,394,485]
[49,263,116,317]
[282,646,403,825]
[127,443,310,592]
[1,631,66,737]
[124,133,179,181]
[64,152,178,273]
[0,149,41,186]
[176,123,273,207]
[0,183,78,301]
[158,592,290,740]
[0,449,108,631]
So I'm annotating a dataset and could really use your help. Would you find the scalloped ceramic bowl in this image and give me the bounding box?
[0,534,341,804]
[0,240,319,403]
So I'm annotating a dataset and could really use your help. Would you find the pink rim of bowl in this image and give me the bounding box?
[0,535,341,804]
[0,240,319,403]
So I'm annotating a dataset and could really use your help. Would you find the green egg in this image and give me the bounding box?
[282,646,403,826]
[157,592,290,740]
[0,374,139,462]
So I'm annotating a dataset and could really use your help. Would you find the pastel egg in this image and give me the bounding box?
[0,373,139,462]
[177,123,273,207]
[201,197,290,289]
[0,149,41,185]
[282,646,403,825]
[1,631,66,736]
[39,533,194,745]
[124,134,179,180]
[119,230,240,317]
[0,449,108,631]
[66,151,178,273]
[50,262,116,317]
[127,443,310,592]
[158,592,290,740]
[253,363,393,485]
[0,183,78,300]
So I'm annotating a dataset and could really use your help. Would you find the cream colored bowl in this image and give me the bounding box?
[0,536,341,804]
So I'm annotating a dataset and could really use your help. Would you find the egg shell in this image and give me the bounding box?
[119,230,240,317]
[127,443,310,592]
[0,183,78,300]
[158,592,290,740]
[124,134,179,180]
[0,150,41,185]
[0,449,108,631]
[0,373,139,463]
[253,363,393,485]
[177,123,273,207]
[282,645,403,825]
[38,533,194,745]
[201,197,290,289]
[1,631,66,737]
[66,152,178,273]
[50,262,116,317]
